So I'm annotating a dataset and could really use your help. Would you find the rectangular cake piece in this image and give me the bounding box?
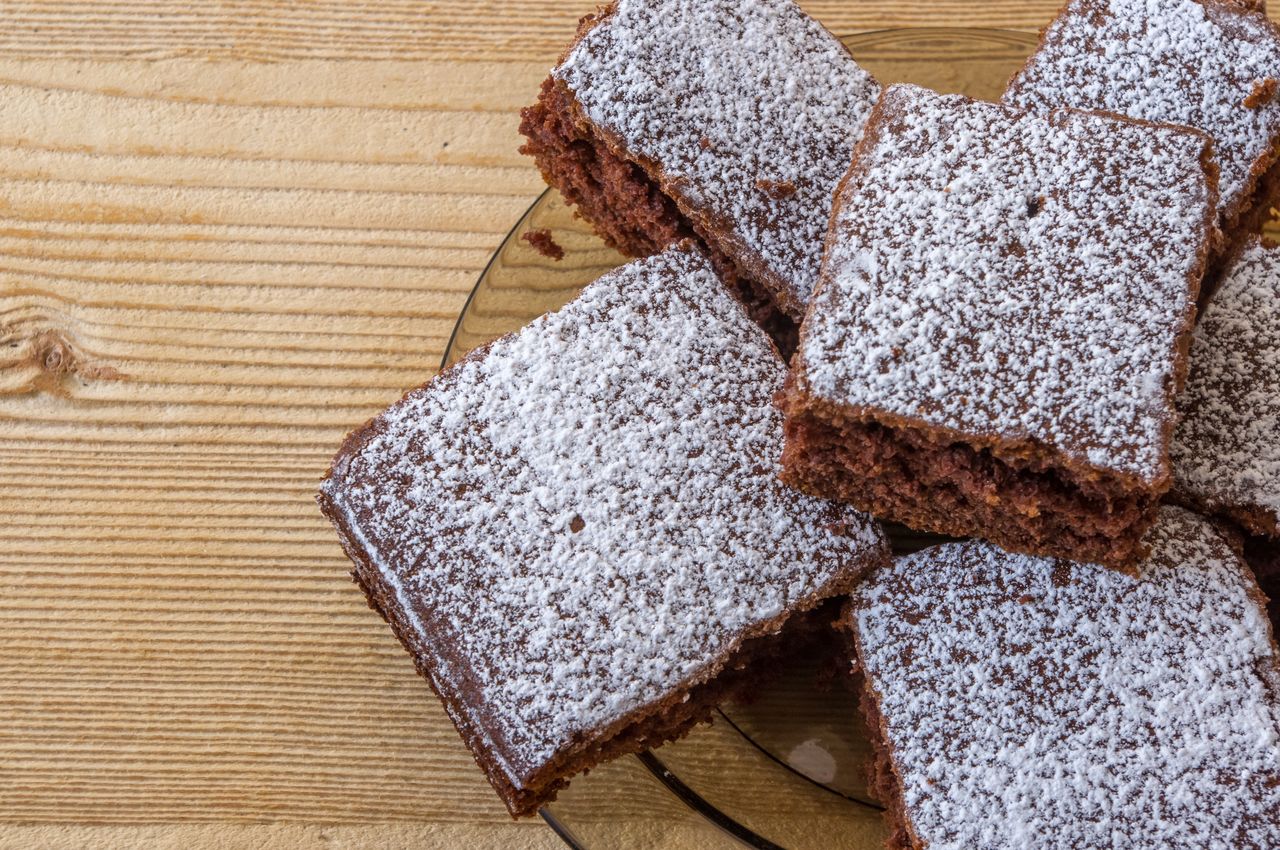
[780,84,1217,570]
[1004,0,1280,274]
[848,506,1280,850]
[1172,236,1280,537]
[519,0,880,343]
[317,243,888,817]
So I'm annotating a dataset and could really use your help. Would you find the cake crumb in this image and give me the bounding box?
[522,228,565,261]
[1245,77,1279,109]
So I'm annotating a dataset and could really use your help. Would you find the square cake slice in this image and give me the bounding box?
[1004,0,1280,270]
[519,0,880,341]
[1172,237,1280,537]
[848,506,1280,850]
[317,243,889,817]
[780,84,1217,570]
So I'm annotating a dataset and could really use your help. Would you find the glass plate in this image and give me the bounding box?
[442,27,1036,850]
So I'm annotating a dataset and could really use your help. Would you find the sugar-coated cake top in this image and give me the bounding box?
[1004,0,1280,228]
[798,84,1213,483]
[852,506,1280,850]
[1173,238,1280,534]
[554,0,879,318]
[320,245,887,790]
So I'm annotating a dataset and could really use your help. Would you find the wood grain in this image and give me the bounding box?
[1,3,1274,849]
[0,2,1068,61]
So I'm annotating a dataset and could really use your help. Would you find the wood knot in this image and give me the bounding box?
[12,329,124,397]
[37,332,73,375]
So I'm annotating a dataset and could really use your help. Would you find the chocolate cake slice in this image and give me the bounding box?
[317,243,889,817]
[780,84,1217,570]
[1172,237,1280,538]
[1004,0,1280,278]
[519,0,880,345]
[848,506,1280,850]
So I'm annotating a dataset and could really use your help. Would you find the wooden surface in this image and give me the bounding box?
[0,3,1247,849]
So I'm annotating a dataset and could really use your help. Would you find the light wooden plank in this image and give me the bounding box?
[0,2,1065,61]
[3,3,1276,848]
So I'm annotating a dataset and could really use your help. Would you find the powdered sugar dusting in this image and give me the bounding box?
[799,85,1212,482]
[555,0,879,317]
[1173,238,1280,531]
[321,245,887,790]
[853,506,1280,849]
[1005,0,1280,227]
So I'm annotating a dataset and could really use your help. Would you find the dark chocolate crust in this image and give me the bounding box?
[1206,151,1280,305]
[856,673,914,850]
[1169,488,1280,541]
[834,604,914,850]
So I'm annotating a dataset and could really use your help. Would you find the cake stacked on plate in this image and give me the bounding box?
[320,0,1280,845]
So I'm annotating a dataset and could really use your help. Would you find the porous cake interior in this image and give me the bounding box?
[856,675,913,850]
[519,78,797,350]
[781,408,1158,570]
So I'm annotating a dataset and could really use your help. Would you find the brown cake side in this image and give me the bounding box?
[519,74,797,350]
[781,396,1160,570]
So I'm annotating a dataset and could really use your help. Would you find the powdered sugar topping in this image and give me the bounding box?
[799,85,1212,481]
[1005,0,1280,227]
[854,506,1280,849]
[555,0,879,317]
[1173,238,1280,532]
[321,245,886,789]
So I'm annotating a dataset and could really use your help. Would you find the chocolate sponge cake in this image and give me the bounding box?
[1004,0,1280,274]
[780,84,1217,570]
[848,506,1280,849]
[1172,237,1280,538]
[317,243,889,817]
[519,0,880,344]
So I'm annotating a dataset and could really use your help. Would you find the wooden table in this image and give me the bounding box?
[0,3,1245,848]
